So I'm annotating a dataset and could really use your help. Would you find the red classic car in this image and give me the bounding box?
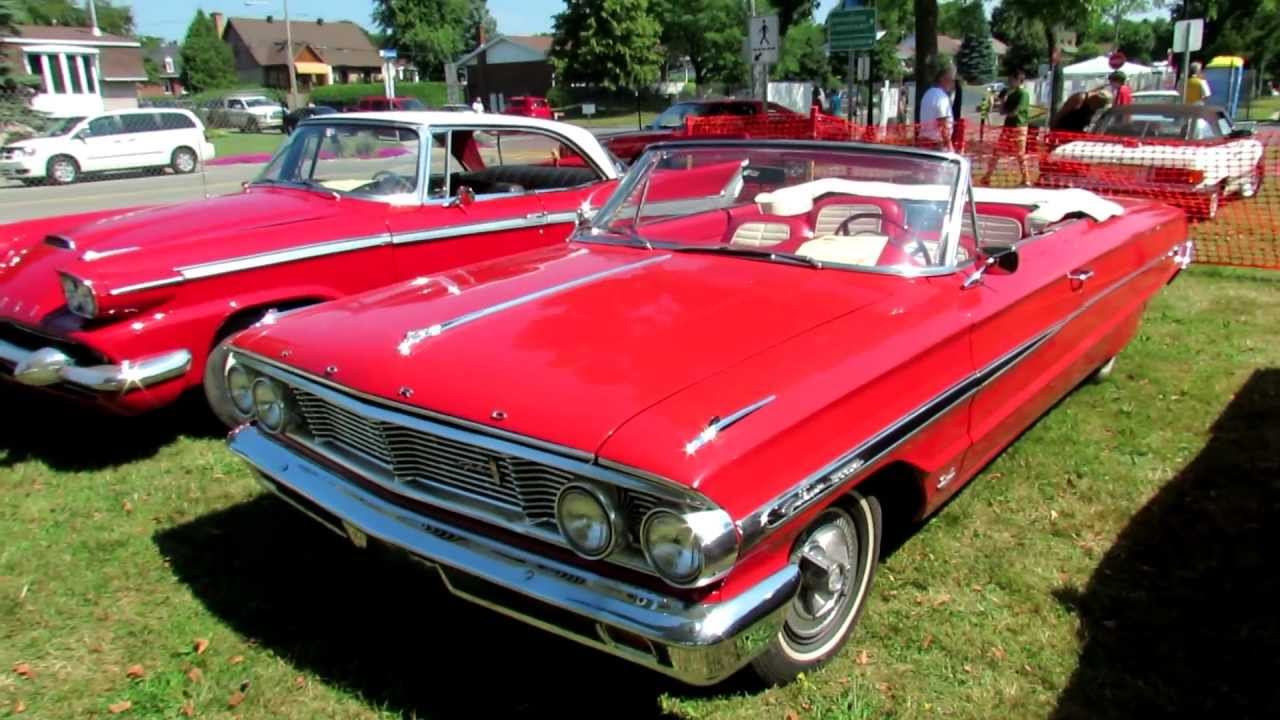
[0,112,620,423]
[602,99,804,163]
[220,140,1193,686]
[503,96,555,120]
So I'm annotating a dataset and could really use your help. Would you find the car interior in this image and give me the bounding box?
[428,129,601,199]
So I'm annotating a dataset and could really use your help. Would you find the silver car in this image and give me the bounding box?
[208,95,285,133]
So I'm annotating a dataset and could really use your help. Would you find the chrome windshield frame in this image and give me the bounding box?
[577,139,973,277]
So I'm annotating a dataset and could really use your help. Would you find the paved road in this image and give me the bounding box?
[0,165,264,224]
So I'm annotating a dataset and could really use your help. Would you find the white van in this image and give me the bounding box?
[0,108,217,185]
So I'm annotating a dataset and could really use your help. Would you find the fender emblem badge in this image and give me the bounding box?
[398,386,414,399]
[324,365,339,376]
[490,410,507,421]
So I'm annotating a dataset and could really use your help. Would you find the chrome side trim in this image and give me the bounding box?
[230,423,794,686]
[396,253,671,353]
[684,395,776,455]
[175,232,392,280]
[391,216,542,245]
[82,246,140,262]
[737,241,1185,551]
[544,211,579,225]
[109,276,184,296]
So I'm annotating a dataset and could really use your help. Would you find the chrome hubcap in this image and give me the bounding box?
[177,152,194,171]
[787,518,856,640]
[53,162,73,182]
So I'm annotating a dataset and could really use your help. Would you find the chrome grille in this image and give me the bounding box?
[290,387,664,530]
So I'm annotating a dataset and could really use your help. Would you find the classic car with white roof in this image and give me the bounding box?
[220,140,1193,686]
[1040,103,1263,219]
[0,112,620,422]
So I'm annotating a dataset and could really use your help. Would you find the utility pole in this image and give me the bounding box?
[87,0,101,36]
[283,0,298,109]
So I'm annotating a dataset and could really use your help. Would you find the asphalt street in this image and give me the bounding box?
[0,164,264,223]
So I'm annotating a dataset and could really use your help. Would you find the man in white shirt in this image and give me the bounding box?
[471,97,484,113]
[918,63,956,151]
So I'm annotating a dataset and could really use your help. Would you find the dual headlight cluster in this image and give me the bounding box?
[60,274,98,319]
[226,361,295,433]
[555,483,737,588]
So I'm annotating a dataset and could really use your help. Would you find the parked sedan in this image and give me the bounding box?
[282,104,338,134]
[1039,103,1264,219]
[0,112,619,422]
[221,140,1192,687]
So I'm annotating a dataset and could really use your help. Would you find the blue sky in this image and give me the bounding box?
[133,0,848,42]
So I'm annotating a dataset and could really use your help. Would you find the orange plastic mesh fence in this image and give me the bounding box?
[684,110,1277,269]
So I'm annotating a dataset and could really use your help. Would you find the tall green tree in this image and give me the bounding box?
[764,0,814,37]
[991,1,1046,73]
[776,19,833,86]
[373,0,469,78]
[463,0,498,47]
[179,10,235,93]
[1096,0,1154,43]
[956,9,997,82]
[550,0,663,91]
[651,0,747,88]
[938,0,985,37]
[19,0,133,35]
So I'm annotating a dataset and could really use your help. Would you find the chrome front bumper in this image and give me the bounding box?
[0,338,191,392]
[229,425,798,686]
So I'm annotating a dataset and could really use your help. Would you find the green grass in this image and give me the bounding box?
[1241,95,1280,121]
[209,131,286,159]
[567,111,659,130]
[2,266,1278,718]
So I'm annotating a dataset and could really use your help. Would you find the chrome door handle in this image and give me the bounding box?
[525,212,548,222]
[1067,269,1095,282]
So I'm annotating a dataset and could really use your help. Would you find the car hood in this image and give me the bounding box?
[0,189,368,326]
[4,135,72,151]
[233,243,892,458]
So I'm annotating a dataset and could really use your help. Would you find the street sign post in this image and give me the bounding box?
[1173,18,1205,103]
[828,8,876,52]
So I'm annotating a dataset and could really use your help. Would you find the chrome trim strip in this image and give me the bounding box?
[396,254,671,352]
[684,395,776,455]
[175,232,392,280]
[230,423,794,686]
[544,211,579,225]
[109,276,184,296]
[391,216,542,245]
[82,246,140,262]
[737,241,1184,551]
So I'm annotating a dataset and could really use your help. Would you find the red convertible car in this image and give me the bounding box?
[220,140,1193,686]
[0,112,620,423]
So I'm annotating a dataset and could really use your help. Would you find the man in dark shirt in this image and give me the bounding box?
[981,68,1032,186]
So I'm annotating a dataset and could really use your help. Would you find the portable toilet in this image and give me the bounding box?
[1204,56,1245,118]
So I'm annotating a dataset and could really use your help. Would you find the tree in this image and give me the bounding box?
[913,0,939,119]
[765,0,815,37]
[180,10,235,93]
[938,0,983,37]
[1117,19,1156,63]
[463,0,498,47]
[956,11,997,82]
[1075,40,1104,59]
[652,0,746,89]
[990,1,1046,73]
[373,0,469,78]
[550,0,663,91]
[2,0,45,133]
[19,0,133,35]
[776,19,833,86]
[1004,0,1093,111]
[1096,0,1153,44]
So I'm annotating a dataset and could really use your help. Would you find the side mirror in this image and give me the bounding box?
[962,244,1019,289]
[445,185,475,208]
[73,130,88,141]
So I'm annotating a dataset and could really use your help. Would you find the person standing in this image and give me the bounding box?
[1185,62,1212,104]
[982,68,1032,186]
[1109,71,1133,106]
[471,96,484,113]
[919,62,956,151]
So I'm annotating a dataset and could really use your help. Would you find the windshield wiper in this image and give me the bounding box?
[666,244,823,269]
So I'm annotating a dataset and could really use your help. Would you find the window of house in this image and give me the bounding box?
[48,55,66,94]
[67,56,85,94]
[163,56,175,74]
[84,58,97,93]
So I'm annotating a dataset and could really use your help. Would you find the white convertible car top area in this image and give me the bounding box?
[754,178,1126,227]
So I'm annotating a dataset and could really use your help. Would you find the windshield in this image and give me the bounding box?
[43,117,85,136]
[585,145,967,273]
[245,98,276,107]
[253,122,421,200]
[400,98,427,110]
[651,103,698,129]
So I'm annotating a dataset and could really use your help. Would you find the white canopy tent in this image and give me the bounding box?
[1063,55,1155,77]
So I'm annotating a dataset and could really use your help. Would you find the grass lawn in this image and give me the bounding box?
[2,266,1278,718]
[209,131,286,159]
[568,111,659,130]
[1241,95,1280,121]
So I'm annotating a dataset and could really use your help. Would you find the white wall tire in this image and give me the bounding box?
[752,493,882,685]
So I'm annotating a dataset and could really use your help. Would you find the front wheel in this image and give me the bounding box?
[46,155,79,185]
[243,117,259,133]
[752,493,882,686]
[171,146,198,174]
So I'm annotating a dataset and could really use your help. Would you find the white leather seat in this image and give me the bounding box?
[813,203,883,236]
[962,214,1023,245]
[729,221,791,248]
[795,234,889,266]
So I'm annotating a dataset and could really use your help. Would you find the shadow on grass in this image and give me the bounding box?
[0,384,222,471]
[154,495,743,718]
[1052,368,1280,719]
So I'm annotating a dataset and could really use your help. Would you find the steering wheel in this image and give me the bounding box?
[366,170,414,194]
[833,212,933,265]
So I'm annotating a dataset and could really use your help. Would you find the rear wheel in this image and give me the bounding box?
[243,117,259,133]
[752,493,882,686]
[1090,355,1117,383]
[46,155,79,185]
[171,146,198,174]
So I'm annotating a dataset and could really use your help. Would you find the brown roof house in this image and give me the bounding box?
[0,24,145,117]
[216,14,384,94]
[138,42,185,98]
[454,35,554,112]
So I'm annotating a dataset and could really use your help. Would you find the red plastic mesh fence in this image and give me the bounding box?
[684,110,1278,269]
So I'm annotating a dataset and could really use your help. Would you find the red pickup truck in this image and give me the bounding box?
[602,99,803,163]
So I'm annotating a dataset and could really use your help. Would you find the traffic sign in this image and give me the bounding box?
[749,14,780,64]
[1109,51,1126,69]
[379,48,398,60]
[829,8,876,52]
[1173,19,1204,53]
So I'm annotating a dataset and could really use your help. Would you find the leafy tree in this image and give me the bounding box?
[1096,0,1154,44]
[1,0,43,132]
[956,10,997,82]
[373,0,469,78]
[19,0,133,35]
[938,0,984,37]
[463,0,497,47]
[180,10,235,93]
[872,29,906,82]
[763,0,815,37]
[776,19,833,86]
[1075,40,1104,59]
[991,2,1046,74]
[550,0,663,91]
[652,0,746,88]
[1117,19,1155,63]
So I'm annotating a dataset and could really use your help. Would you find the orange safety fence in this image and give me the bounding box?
[684,110,1279,270]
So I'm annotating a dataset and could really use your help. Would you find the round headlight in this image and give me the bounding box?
[555,485,618,559]
[251,377,288,432]
[642,510,703,584]
[226,363,255,416]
